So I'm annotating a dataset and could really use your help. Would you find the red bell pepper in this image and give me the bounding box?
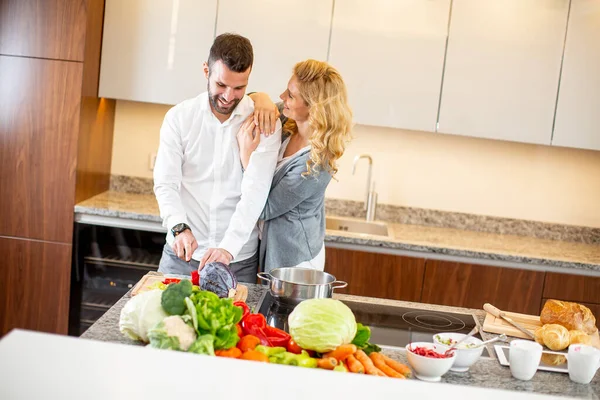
[233,301,250,320]
[190,270,200,286]
[240,313,291,348]
[241,314,272,346]
[263,325,291,347]
[162,278,181,285]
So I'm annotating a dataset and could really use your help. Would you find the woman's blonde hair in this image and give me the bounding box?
[283,59,353,176]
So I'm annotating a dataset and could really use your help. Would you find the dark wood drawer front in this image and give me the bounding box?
[421,260,545,315]
[0,56,82,242]
[325,248,425,302]
[543,272,600,304]
[0,237,71,336]
[0,0,87,61]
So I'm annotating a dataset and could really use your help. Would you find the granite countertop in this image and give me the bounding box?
[81,284,599,399]
[75,191,600,274]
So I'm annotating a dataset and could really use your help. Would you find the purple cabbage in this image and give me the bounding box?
[200,262,237,298]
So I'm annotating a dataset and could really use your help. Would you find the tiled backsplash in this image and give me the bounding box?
[109,100,600,229]
[110,174,600,245]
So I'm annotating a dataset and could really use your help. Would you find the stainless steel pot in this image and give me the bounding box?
[257,267,348,306]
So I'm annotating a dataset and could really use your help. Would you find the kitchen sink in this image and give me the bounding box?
[325,217,389,237]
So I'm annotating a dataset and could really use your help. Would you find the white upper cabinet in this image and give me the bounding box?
[329,0,451,132]
[438,0,569,145]
[552,0,600,151]
[216,0,333,101]
[99,0,217,105]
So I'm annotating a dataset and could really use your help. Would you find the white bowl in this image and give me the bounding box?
[433,333,485,372]
[405,342,457,382]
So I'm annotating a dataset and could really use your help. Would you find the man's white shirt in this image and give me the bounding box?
[153,92,281,262]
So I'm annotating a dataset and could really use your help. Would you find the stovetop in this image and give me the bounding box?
[256,292,489,357]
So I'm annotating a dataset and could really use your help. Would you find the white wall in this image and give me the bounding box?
[110,100,600,228]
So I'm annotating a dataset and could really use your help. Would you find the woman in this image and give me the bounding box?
[238,59,353,272]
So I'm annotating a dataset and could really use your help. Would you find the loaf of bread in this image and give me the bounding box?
[540,300,597,335]
[569,330,593,346]
[534,324,570,351]
[541,353,567,366]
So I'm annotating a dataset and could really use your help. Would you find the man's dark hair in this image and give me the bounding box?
[207,33,253,73]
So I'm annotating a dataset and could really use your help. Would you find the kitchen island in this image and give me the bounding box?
[81,283,599,399]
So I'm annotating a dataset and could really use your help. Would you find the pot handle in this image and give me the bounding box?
[256,272,272,282]
[331,280,348,290]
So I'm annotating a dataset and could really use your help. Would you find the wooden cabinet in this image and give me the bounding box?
[541,272,600,329]
[552,0,600,151]
[324,247,425,301]
[0,0,87,61]
[0,237,72,336]
[543,272,600,305]
[0,0,114,337]
[421,260,545,315]
[0,55,83,243]
[328,0,451,132]
[98,0,218,105]
[438,0,569,145]
[216,0,333,101]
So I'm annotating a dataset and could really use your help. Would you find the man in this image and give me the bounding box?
[153,33,281,282]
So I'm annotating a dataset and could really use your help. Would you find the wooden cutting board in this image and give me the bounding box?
[482,310,543,339]
[131,272,248,302]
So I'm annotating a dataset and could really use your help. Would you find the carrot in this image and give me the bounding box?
[345,354,364,374]
[317,357,338,370]
[237,335,261,352]
[215,347,242,358]
[355,350,386,376]
[240,350,269,363]
[324,344,357,361]
[381,354,412,378]
[369,352,405,379]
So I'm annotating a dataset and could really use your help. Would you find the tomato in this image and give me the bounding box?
[286,339,303,354]
[236,324,243,338]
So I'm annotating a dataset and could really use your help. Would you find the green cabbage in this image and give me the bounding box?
[288,298,357,353]
[119,289,168,343]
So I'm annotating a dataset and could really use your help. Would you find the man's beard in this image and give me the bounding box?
[208,89,241,116]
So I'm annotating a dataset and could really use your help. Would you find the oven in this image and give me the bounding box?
[69,223,166,336]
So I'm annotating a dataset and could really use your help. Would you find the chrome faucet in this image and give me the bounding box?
[352,154,378,222]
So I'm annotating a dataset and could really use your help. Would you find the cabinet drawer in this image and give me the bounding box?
[324,247,425,302]
[543,272,600,304]
[421,260,545,315]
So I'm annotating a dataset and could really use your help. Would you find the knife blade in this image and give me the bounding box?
[483,303,535,339]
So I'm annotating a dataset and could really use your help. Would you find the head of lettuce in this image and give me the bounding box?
[288,298,357,353]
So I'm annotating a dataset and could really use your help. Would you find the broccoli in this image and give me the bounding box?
[161,279,193,315]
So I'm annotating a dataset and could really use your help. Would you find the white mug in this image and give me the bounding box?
[568,344,600,384]
[509,340,543,381]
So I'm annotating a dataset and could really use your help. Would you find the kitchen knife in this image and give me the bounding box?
[483,303,536,340]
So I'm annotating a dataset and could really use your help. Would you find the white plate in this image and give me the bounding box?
[494,345,568,374]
